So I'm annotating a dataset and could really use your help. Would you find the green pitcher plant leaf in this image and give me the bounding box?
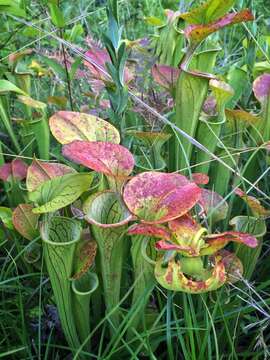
[40,216,82,350]
[12,204,40,240]
[49,111,120,144]
[71,271,99,348]
[26,158,76,192]
[180,0,236,25]
[83,190,133,228]
[123,172,202,224]
[29,173,93,214]
[0,159,28,182]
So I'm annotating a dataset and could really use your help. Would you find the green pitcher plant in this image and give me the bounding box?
[10,109,260,351]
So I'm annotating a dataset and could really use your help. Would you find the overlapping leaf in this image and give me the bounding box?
[63,141,135,178]
[26,158,76,192]
[123,172,201,224]
[0,159,28,181]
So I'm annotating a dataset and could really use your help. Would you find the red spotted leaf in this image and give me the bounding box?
[0,159,28,182]
[123,172,201,224]
[62,141,135,179]
[26,158,76,192]
[49,111,120,145]
[72,237,97,279]
[201,230,258,255]
[128,223,171,240]
[155,255,226,293]
[12,204,40,240]
[192,173,209,185]
[184,10,254,45]
[214,249,243,283]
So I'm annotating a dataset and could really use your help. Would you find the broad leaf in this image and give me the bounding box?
[29,173,93,214]
[0,159,28,181]
[128,223,171,240]
[63,141,134,177]
[26,158,76,192]
[123,172,201,224]
[12,204,39,240]
[49,111,120,144]
[180,0,235,24]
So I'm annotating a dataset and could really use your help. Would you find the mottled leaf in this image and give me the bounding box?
[214,250,243,283]
[192,173,209,185]
[123,172,201,224]
[185,10,254,45]
[155,256,226,293]
[225,109,260,125]
[12,204,39,240]
[83,190,133,228]
[128,223,171,240]
[49,111,120,145]
[29,173,93,214]
[26,158,76,192]
[63,141,135,178]
[0,159,28,181]
[72,238,97,279]
[201,230,258,255]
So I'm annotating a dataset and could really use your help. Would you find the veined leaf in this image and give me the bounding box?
[29,173,93,214]
[63,141,134,177]
[49,111,120,144]
[26,158,76,192]
[12,204,39,240]
[123,172,201,224]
